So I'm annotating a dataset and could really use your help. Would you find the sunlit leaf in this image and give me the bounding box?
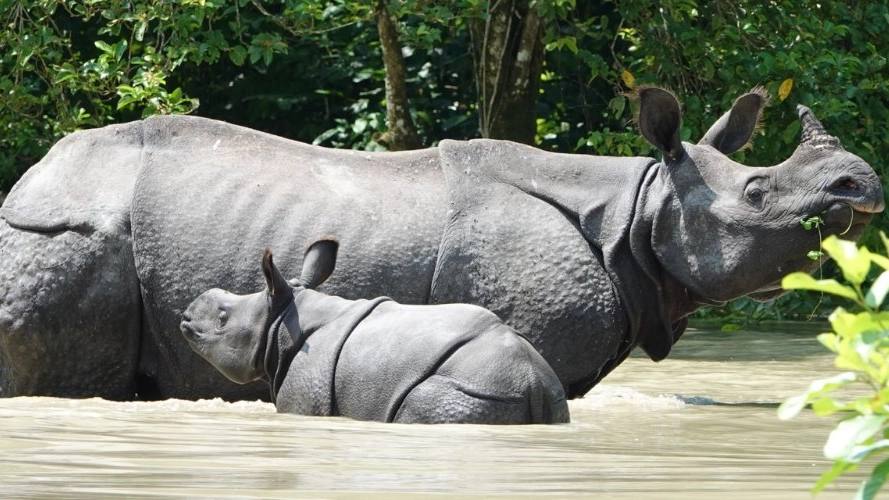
[814,460,857,494]
[824,414,886,461]
[778,372,856,420]
[808,250,825,261]
[817,332,841,354]
[782,272,859,300]
[135,20,147,42]
[822,236,872,285]
[621,69,635,88]
[850,440,889,463]
[830,310,889,342]
[872,254,889,271]
[866,271,889,309]
[778,394,808,420]
[778,78,793,101]
[812,396,846,416]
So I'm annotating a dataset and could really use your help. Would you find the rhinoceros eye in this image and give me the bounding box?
[216,310,228,330]
[744,178,769,208]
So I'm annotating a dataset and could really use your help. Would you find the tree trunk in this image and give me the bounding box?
[374,0,422,151]
[468,0,545,144]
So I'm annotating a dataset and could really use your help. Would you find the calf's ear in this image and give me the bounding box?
[261,249,292,303]
[698,88,767,154]
[299,239,338,289]
[636,87,684,164]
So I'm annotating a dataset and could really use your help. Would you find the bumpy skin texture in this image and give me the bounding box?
[0,123,143,398]
[290,298,570,424]
[180,253,569,424]
[0,88,884,400]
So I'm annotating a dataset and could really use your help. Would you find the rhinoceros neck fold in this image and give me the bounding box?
[263,304,298,403]
[438,138,680,395]
[267,289,391,412]
[606,163,695,364]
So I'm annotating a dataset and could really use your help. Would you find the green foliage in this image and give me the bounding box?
[0,0,262,189]
[609,0,889,247]
[779,234,889,498]
[1,1,887,321]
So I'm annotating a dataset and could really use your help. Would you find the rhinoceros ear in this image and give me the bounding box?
[299,239,338,289]
[635,87,684,164]
[698,88,767,154]
[261,249,292,304]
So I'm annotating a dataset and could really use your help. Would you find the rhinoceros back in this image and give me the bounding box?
[333,301,568,423]
[130,115,447,399]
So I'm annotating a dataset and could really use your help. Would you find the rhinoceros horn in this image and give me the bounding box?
[798,104,843,150]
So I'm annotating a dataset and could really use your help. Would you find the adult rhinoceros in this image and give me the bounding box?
[0,87,883,401]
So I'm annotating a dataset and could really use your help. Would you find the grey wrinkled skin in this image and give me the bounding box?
[181,246,569,424]
[0,87,883,400]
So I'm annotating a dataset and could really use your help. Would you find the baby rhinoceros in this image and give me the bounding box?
[180,242,569,424]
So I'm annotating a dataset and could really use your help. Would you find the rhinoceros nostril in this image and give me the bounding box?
[831,177,860,191]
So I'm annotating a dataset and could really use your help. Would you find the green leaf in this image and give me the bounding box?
[814,460,857,494]
[352,117,367,134]
[782,272,859,300]
[94,40,114,54]
[824,414,887,461]
[801,215,825,230]
[807,250,825,261]
[778,372,857,420]
[873,253,889,271]
[114,40,127,62]
[778,394,808,420]
[850,440,889,463]
[822,236,872,285]
[866,271,889,309]
[857,457,889,500]
[229,46,246,66]
[812,396,846,416]
[135,21,148,43]
[116,95,142,110]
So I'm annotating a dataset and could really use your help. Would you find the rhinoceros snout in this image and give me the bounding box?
[826,165,885,214]
[179,319,199,342]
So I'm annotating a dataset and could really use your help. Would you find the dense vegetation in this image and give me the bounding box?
[780,234,889,499]
[1,1,887,319]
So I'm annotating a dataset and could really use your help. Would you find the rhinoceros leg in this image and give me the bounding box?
[392,329,569,424]
[0,221,141,399]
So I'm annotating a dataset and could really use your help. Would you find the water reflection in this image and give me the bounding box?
[0,323,866,498]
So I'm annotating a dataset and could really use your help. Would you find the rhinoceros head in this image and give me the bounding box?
[636,87,884,304]
[180,242,338,384]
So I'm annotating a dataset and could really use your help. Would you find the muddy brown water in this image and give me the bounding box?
[0,322,869,498]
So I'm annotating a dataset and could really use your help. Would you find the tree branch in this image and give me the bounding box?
[373,0,421,150]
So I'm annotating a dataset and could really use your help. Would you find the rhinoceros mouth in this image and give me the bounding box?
[179,321,201,343]
[820,201,875,237]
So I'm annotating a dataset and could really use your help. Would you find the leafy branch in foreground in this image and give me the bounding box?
[778,233,889,499]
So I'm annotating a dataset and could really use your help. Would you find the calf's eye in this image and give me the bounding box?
[217,310,228,329]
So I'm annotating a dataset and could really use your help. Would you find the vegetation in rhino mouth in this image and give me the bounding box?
[801,214,826,261]
[801,213,828,318]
